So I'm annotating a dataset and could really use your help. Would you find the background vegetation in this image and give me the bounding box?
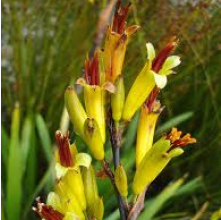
[1,0,220,219]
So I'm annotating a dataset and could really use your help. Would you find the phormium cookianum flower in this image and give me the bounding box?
[33,1,196,219]
[122,40,181,121]
[132,128,196,195]
[104,1,139,83]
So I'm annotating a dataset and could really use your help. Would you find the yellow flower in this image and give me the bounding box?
[132,128,196,195]
[77,52,115,144]
[122,40,181,121]
[103,1,139,83]
[146,40,181,88]
[33,131,94,220]
[136,97,163,168]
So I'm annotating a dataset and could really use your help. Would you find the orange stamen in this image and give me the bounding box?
[165,128,196,151]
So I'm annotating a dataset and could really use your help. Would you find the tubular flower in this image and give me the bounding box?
[115,163,128,197]
[132,128,196,195]
[122,40,181,121]
[104,1,139,83]
[77,52,115,144]
[65,86,87,139]
[136,91,163,168]
[34,131,94,220]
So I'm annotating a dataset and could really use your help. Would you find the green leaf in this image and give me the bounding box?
[155,111,193,137]
[6,104,22,220]
[1,125,9,168]
[23,163,55,219]
[35,113,52,162]
[139,177,185,220]
[174,177,202,197]
[104,209,119,220]
[25,129,37,199]
[123,111,140,150]
[20,115,33,176]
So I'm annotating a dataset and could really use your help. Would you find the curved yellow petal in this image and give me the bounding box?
[122,62,155,121]
[132,138,171,195]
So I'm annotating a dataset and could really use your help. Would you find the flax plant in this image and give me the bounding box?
[33,1,197,220]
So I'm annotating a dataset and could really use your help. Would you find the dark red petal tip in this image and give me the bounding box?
[112,0,131,34]
[33,197,64,220]
[84,52,100,85]
[152,39,179,72]
[55,130,73,167]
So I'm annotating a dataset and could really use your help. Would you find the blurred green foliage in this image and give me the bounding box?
[1,0,220,219]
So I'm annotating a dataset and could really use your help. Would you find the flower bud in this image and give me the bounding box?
[136,101,162,167]
[111,76,125,121]
[115,164,128,197]
[84,118,104,160]
[65,86,87,138]
[82,165,99,215]
[122,61,156,121]
[104,31,128,83]
[83,84,106,143]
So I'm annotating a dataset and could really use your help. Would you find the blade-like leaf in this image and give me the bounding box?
[6,104,22,220]
[139,177,185,220]
[123,111,140,150]
[1,125,9,168]
[23,163,55,219]
[20,115,33,176]
[155,112,193,137]
[35,113,52,162]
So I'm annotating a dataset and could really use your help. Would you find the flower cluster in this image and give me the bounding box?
[33,1,196,220]
[33,131,103,220]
